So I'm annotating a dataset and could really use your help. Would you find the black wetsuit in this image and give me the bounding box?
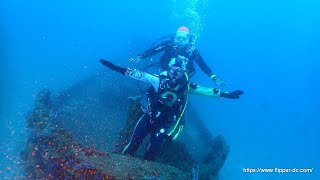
[122,74,188,160]
[139,40,214,77]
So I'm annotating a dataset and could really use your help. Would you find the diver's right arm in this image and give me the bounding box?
[129,40,172,63]
[100,59,159,89]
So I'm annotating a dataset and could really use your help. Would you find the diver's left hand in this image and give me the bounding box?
[129,56,142,64]
[220,90,244,99]
[211,75,226,87]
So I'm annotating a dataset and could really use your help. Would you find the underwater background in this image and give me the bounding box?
[1,0,319,179]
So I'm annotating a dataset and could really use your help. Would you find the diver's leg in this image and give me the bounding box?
[144,128,166,160]
[122,114,149,155]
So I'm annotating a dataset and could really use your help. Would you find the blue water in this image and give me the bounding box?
[1,0,319,179]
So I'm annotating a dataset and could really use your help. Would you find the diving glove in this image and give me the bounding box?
[100,59,127,75]
[220,90,244,99]
[211,74,226,87]
[129,55,142,64]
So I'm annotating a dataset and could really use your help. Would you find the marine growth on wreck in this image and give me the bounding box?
[20,73,230,179]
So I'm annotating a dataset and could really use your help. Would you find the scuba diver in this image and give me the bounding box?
[129,26,226,86]
[100,58,243,160]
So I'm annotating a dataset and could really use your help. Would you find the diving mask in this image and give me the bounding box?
[174,32,189,46]
[168,66,184,79]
